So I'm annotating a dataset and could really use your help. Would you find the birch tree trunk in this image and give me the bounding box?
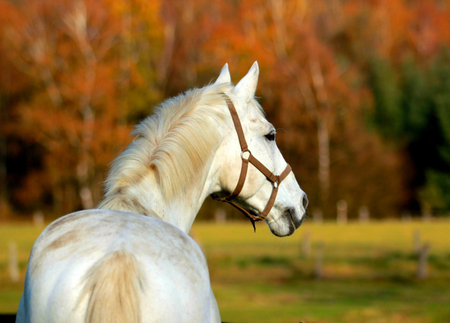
[317,117,330,202]
[63,0,105,209]
[266,0,332,210]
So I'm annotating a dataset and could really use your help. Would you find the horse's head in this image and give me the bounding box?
[212,62,307,237]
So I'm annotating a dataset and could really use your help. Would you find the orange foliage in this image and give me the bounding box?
[1,0,449,218]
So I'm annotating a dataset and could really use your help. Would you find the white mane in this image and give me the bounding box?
[99,83,233,208]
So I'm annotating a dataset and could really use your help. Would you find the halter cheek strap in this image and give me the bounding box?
[211,93,292,224]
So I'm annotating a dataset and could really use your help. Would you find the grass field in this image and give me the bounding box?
[1,219,450,322]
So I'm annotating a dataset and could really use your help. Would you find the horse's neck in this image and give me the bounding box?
[98,164,215,234]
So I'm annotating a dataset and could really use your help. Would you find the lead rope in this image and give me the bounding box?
[211,93,292,230]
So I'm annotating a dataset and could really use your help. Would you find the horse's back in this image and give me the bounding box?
[19,210,217,323]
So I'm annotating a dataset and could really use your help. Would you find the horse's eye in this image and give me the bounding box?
[265,131,276,142]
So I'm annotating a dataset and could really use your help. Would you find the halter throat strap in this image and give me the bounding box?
[211,93,292,223]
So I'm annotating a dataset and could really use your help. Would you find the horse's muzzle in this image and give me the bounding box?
[287,207,303,229]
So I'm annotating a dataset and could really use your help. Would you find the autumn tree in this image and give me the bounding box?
[0,0,165,216]
[1,0,449,219]
[198,0,404,218]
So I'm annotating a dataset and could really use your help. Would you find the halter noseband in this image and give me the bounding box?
[211,93,292,224]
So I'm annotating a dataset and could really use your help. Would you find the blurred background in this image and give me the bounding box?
[1,0,450,220]
[0,0,450,322]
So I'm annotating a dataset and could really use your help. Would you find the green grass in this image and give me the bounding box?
[1,219,450,322]
[192,220,450,323]
[0,224,44,313]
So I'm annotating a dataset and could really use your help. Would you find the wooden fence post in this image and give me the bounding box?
[8,241,19,283]
[417,243,430,279]
[422,203,432,221]
[358,206,369,223]
[301,232,311,258]
[413,230,421,253]
[33,211,44,226]
[313,208,323,223]
[401,211,412,222]
[314,242,324,279]
[337,200,347,224]
[215,208,226,224]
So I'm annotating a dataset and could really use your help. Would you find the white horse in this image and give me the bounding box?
[16,62,307,323]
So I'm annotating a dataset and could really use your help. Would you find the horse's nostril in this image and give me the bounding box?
[302,194,309,210]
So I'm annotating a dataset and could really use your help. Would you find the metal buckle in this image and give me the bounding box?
[241,150,251,161]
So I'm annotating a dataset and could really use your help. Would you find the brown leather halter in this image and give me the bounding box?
[211,93,292,226]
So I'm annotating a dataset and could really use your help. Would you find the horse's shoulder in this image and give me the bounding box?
[34,210,117,248]
[29,210,204,275]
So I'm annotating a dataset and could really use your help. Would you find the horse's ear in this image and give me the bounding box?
[232,61,259,102]
[215,63,231,84]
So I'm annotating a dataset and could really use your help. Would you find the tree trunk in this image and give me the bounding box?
[317,116,330,204]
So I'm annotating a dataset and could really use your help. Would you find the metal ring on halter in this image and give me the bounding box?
[241,150,251,161]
